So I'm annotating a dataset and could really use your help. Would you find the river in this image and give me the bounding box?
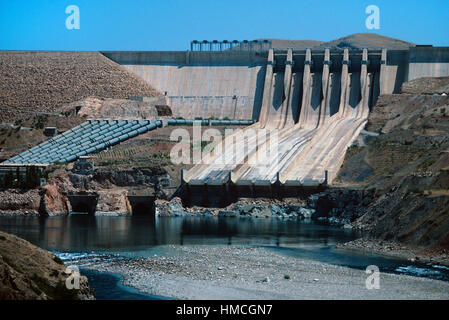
[0,215,448,299]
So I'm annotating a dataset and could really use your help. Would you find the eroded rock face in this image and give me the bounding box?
[155,197,188,217]
[155,197,314,219]
[92,167,164,188]
[335,89,449,247]
[0,231,95,300]
[352,175,449,249]
[0,170,74,216]
[95,190,130,215]
[311,189,375,226]
[41,169,75,216]
[366,94,448,133]
[42,184,69,216]
[33,167,175,216]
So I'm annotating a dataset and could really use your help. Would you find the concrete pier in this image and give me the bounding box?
[319,48,331,125]
[278,48,293,129]
[259,49,275,128]
[299,48,312,128]
[338,49,350,117]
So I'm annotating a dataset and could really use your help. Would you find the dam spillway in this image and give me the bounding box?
[183,48,373,186]
[102,46,449,189]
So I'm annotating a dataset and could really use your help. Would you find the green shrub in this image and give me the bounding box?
[33,115,48,129]
[418,157,437,171]
[31,274,80,300]
[408,186,424,194]
[53,256,64,265]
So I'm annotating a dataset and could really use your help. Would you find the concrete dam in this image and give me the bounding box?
[103,46,449,191]
[183,47,373,187]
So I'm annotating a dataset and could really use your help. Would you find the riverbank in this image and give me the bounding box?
[84,245,449,300]
[337,238,449,267]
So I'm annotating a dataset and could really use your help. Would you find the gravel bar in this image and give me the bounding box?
[84,245,449,300]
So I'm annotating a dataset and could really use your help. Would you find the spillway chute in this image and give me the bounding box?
[184,48,380,189]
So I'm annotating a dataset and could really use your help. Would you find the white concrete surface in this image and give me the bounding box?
[185,49,372,186]
[122,64,265,120]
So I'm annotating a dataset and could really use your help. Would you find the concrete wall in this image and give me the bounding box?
[123,64,266,120]
[407,47,449,81]
[103,51,267,120]
[169,95,257,119]
[381,50,409,94]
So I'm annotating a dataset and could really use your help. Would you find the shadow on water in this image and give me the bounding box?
[80,268,167,300]
[0,215,361,251]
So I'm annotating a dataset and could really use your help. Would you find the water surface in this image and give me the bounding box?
[0,215,448,299]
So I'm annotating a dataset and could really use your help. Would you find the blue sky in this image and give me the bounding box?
[0,0,448,51]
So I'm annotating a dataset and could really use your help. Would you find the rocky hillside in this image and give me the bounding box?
[0,51,161,123]
[332,77,449,251]
[0,117,85,161]
[59,96,170,120]
[0,231,94,299]
[401,76,449,95]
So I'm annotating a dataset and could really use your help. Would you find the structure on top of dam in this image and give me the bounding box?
[102,45,449,189]
[190,39,272,52]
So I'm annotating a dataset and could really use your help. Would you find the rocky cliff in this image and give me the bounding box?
[0,231,94,300]
[330,78,449,251]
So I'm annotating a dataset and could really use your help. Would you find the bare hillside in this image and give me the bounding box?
[321,33,415,50]
[262,33,415,50]
[335,91,449,250]
[0,51,161,123]
[401,76,449,94]
[257,39,323,50]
